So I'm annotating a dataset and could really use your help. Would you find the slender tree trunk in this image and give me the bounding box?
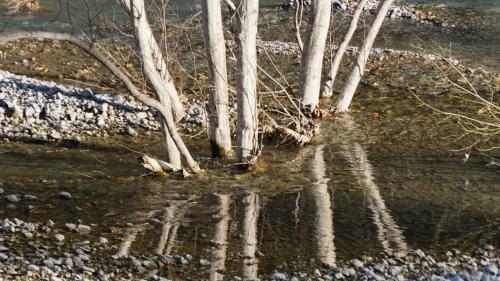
[236,0,259,161]
[120,0,185,121]
[128,0,182,167]
[336,0,394,112]
[201,0,232,157]
[298,0,332,113]
[321,0,368,98]
[241,192,260,280]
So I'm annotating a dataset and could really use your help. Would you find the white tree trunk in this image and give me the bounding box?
[241,192,260,280]
[201,0,232,157]
[298,0,332,112]
[120,0,185,121]
[236,0,260,161]
[336,0,395,112]
[128,0,183,167]
[321,0,368,98]
[210,194,231,281]
[306,145,336,267]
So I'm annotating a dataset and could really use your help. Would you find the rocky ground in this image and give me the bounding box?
[0,215,499,281]
[281,0,447,27]
[0,70,208,143]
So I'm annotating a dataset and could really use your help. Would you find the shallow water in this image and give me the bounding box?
[1,108,498,278]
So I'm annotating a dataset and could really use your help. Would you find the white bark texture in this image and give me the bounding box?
[298,0,332,112]
[336,0,395,112]
[201,0,232,157]
[321,0,368,98]
[128,0,182,167]
[210,194,231,281]
[241,192,260,280]
[120,0,185,121]
[0,32,201,173]
[236,0,260,161]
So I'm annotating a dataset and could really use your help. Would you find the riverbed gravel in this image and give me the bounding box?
[0,217,498,281]
[0,70,206,143]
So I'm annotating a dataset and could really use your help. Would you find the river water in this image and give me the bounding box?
[0,0,499,279]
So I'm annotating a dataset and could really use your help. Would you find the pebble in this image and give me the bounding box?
[77,224,91,234]
[58,191,72,199]
[5,194,19,203]
[0,253,8,261]
[54,234,65,242]
[0,187,4,194]
[271,272,287,280]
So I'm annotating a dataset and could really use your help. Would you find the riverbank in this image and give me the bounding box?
[0,217,498,281]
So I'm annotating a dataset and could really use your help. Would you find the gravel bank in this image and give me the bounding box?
[0,70,206,143]
[281,0,446,27]
[0,216,498,281]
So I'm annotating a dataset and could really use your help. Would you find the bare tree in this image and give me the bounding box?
[336,0,395,112]
[201,0,232,157]
[298,0,332,113]
[121,0,185,167]
[236,0,260,162]
[321,0,368,98]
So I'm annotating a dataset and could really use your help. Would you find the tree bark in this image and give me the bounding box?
[298,0,332,113]
[128,0,182,167]
[335,0,394,112]
[0,31,201,174]
[236,0,259,162]
[321,0,368,98]
[120,0,185,121]
[201,0,233,157]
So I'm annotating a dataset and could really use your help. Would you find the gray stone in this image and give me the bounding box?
[54,234,65,242]
[0,187,4,194]
[0,253,8,261]
[65,223,77,231]
[77,224,91,234]
[484,265,498,275]
[58,191,72,199]
[126,126,138,137]
[271,272,287,280]
[5,194,19,203]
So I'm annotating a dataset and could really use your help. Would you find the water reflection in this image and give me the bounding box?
[156,204,180,255]
[241,192,260,280]
[305,145,336,267]
[209,194,231,281]
[339,116,408,255]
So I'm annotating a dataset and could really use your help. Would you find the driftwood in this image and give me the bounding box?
[138,155,181,175]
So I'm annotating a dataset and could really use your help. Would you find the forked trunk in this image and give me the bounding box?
[298,0,332,113]
[336,0,395,112]
[128,0,182,167]
[201,0,232,157]
[236,0,259,161]
[321,0,368,98]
